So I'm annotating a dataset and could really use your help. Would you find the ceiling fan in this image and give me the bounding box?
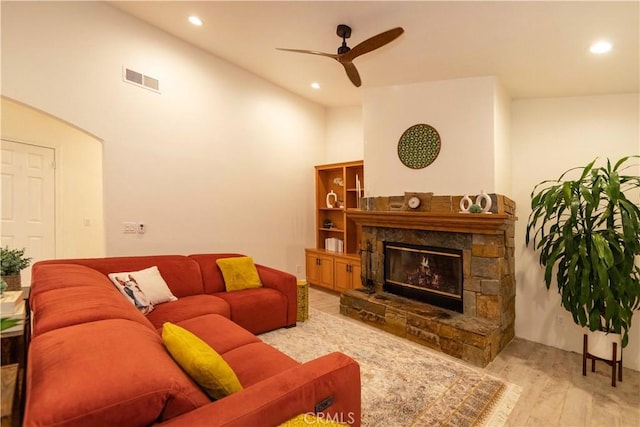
[277,24,404,87]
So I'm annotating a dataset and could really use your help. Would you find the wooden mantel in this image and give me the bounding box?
[346,209,515,235]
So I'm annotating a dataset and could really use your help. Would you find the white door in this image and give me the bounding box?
[1,140,55,285]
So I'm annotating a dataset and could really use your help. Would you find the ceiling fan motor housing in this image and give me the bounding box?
[337,24,352,54]
[336,24,352,39]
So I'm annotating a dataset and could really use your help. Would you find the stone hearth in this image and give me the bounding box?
[340,193,516,367]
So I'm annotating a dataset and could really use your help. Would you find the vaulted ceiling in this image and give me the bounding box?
[110,1,639,107]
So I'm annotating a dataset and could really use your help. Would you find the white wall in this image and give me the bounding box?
[512,93,640,370]
[1,1,324,274]
[1,97,105,260]
[325,106,364,164]
[362,77,498,197]
[493,83,512,195]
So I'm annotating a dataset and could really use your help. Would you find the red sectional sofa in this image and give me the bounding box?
[24,254,361,426]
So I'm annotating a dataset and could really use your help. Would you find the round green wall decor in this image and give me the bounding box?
[397,124,441,169]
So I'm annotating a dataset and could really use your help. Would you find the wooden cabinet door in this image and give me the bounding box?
[334,258,350,292]
[335,258,361,292]
[306,252,334,290]
[306,253,322,284]
[351,263,362,289]
[319,255,334,289]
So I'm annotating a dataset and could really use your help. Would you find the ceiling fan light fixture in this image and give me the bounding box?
[589,40,612,54]
[188,16,203,27]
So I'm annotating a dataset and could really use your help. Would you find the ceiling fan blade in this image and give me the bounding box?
[342,27,404,61]
[276,48,338,59]
[341,61,362,87]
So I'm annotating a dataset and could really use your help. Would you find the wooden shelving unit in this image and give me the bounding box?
[306,160,363,292]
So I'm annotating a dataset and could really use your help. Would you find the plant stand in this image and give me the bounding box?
[582,333,623,387]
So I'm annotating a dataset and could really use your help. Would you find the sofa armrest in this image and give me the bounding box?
[157,352,361,427]
[256,264,298,326]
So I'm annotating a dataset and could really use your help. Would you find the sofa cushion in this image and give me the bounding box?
[215,256,263,292]
[31,263,114,295]
[34,255,205,297]
[108,265,177,305]
[222,341,299,388]
[162,322,243,400]
[24,319,210,427]
[175,314,261,354]
[216,288,289,334]
[31,285,155,337]
[146,295,231,330]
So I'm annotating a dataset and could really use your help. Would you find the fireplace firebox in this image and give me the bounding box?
[384,242,463,312]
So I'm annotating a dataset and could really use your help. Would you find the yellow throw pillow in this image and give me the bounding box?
[280,414,348,426]
[216,256,263,292]
[162,322,242,400]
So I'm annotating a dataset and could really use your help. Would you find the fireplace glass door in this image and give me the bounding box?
[384,242,463,312]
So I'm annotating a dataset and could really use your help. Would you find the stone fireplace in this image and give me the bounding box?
[340,193,516,367]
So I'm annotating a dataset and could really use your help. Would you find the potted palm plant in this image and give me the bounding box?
[0,246,32,291]
[525,156,640,350]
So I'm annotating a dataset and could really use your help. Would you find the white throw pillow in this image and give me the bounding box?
[108,266,177,305]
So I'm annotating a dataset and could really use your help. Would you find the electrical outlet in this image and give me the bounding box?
[296,265,302,273]
[137,223,146,234]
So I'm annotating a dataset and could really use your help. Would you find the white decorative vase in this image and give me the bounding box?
[459,195,472,213]
[326,190,338,208]
[475,190,492,213]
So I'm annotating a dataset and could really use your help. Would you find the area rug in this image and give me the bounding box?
[260,308,520,427]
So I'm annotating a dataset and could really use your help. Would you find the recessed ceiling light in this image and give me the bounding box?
[188,16,203,26]
[311,82,321,90]
[590,41,612,54]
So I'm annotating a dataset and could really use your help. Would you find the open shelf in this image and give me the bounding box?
[306,160,364,293]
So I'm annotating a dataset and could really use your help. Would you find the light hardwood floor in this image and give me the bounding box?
[308,287,640,427]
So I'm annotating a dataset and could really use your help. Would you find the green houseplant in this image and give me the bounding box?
[525,156,640,347]
[0,246,32,291]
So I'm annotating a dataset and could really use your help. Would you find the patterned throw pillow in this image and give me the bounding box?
[111,275,154,315]
[215,256,263,292]
[108,266,177,305]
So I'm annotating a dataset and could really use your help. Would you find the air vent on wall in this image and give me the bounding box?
[123,66,160,93]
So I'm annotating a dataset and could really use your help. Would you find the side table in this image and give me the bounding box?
[296,280,309,322]
[1,295,26,367]
[0,364,19,427]
[1,289,28,427]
